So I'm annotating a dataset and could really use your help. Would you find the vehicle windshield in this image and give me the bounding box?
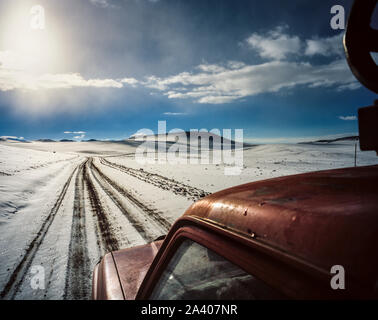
[150,239,285,300]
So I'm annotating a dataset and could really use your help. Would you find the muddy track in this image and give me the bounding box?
[90,159,169,241]
[89,161,153,242]
[0,165,78,299]
[64,162,91,300]
[99,158,211,201]
[83,160,119,253]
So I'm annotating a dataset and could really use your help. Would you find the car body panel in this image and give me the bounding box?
[93,241,163,300]
[113,241,163,300]
[92,252,124,300]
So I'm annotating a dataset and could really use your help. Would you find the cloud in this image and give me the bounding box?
[145,58,359,104]
[0,51,138,92]
[335,82,361,91]
[163,112,187,116]
[339,115,357,121]
[89,0,111,8]
[0,70,123,91]
[305,33,344,57]
[64,131,86,140]
[141,28,356,104]
[246,25,301,60]
[121,77,139,87]
[246,26,344,60]
[64,131,86,134]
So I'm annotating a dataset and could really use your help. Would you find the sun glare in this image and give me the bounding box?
[1,4,64,74]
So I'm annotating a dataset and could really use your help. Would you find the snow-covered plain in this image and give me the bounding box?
[0,139,377,300]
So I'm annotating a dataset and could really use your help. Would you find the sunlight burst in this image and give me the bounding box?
[1,4,64,74]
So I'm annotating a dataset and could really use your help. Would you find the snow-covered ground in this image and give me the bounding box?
[0,139,377,300]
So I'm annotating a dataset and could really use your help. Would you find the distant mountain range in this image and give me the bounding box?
[128,130,245,144]
[128,130,253,149]
[298,136,359,144]
[37,139,56,142]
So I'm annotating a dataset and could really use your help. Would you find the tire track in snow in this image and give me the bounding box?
[88,161,152,242]
[64,158,125,300]
[64,162,91,300]
[90,159,170,241]
[99,158,211,201]
[0,165,78,299]
[83,160,119,253]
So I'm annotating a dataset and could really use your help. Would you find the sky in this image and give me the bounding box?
[0,0,377,142]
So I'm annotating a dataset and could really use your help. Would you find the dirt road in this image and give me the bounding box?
[0,156,206,299]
